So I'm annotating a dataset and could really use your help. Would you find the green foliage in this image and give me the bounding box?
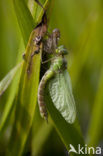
[0,0,103,156]
[87,67,103,147]
[0,62,23,134]
[6,0,47,155]
[0,63,22,97]
[13,0,35,46]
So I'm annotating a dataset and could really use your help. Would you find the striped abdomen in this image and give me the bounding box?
[38,69,54,121]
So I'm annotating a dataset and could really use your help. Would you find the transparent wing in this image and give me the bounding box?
[49,70,76,124]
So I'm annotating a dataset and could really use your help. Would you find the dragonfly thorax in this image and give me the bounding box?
[56,45,68,56]
[51,56,67,72]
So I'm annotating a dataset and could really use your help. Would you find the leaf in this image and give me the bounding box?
[0,0,35,134]
[6,1,51,155]
[30,105,53,156]
[49,70,76,124]
[0,40,24,134]
[32,121,52,156]
[31,105,53,156]
[0,62,22,97]
[13,0,35,46]
[6,29,41,156]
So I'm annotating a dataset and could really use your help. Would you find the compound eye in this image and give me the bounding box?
[56,45,68,55]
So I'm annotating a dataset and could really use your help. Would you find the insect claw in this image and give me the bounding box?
[34,50,39,54]
[31,49,40,58]
[31,52,35,58]
[22,53,27,61]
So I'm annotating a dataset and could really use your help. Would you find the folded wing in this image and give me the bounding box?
[49,70,76,124]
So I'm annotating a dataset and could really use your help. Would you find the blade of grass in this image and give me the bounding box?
[0,0,49,136]
[32,121,52,156]
[13,0,35,46]
[0,62,22,97]
[86,67,103,147]
[6,30,41,156]
[31,105,53,156]
[6,0,52,155]
[0,0,36,135]
[0,40,24,135]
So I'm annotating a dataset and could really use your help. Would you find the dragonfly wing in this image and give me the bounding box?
[49,70,76,124]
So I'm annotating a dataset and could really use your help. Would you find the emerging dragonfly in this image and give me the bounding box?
[38,44,76,123]
[38,25,76,123]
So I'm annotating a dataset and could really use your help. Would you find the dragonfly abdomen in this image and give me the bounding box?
[38,69,54,121]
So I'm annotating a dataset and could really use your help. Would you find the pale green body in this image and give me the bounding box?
[38,45,76,123]
[38,55,65,121]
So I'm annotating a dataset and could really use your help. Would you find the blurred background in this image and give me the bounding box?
[0,0,103,155]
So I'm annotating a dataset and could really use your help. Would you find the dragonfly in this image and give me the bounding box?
[38,44,76,124]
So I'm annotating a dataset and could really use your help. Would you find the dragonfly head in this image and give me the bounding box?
[56,45,68,56]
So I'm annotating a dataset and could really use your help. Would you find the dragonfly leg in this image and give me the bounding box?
[22,52,27,62]
[27,45,41,74]
[41,57,55,64]
[31,46,40,59]
[31,48,40,57]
